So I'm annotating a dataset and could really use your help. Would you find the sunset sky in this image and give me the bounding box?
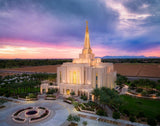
[0,0,160,59]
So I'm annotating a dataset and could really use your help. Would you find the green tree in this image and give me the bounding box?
[116,74,128,86]
[92,88,100,103]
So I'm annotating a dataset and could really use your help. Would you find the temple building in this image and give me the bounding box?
[57,21,116,99]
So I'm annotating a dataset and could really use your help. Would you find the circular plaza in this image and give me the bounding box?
[0,99,70,126]
[12,106,50,123]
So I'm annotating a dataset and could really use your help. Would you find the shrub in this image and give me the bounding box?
[70,91,75,96]
[136,112,145,118]
[5,92,10,97]
[96,108,107,116]
[83,96,87,100]
[72,101,79,108]
[136,88,143,93]
[147,90,156,94]
[28,93,36,98]
[66,97,74,101]
[141,91,147,96]
[47,89,56,94]
[147,118,157,126]
[82,121,87,126]
[123,109,130,116]
[67,114,80,123]
[80,95,87,101]
[67,114,73,122]
[129,116,136,122]
[73,115,80,122]
[112,112,120,119]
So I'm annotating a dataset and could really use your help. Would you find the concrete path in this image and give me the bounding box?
[0,97,149,126]
[0,100,70,126]
[120,85,128,95]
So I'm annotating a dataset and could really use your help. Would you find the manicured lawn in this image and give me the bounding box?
[119,95,160,118]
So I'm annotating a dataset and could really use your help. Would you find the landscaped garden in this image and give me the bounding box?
[119,95,160,124]
[0,73,56,99]
[91,86,160,126]
[45,89,57,100]
[128,79,160,97]
[116,74,160,97]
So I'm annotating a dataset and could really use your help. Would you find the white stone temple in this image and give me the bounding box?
[57,21,116,99]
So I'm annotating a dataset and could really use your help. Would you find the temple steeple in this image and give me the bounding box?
[84,21,90,49]
[73,21,101,65]
[82,21,92,55]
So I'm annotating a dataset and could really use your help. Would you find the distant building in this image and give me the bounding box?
[57,21,116,99]
[40,80,59,94]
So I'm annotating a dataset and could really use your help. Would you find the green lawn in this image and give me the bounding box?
[119,95,160,118]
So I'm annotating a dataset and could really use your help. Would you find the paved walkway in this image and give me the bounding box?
[0,97,149,126]
[120,85,128,95]
[0,99,70,126]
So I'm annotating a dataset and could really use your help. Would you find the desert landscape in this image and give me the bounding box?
[1,63,160,78]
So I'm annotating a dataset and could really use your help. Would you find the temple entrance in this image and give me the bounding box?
[66,89,70,95]
[42,89,46,93]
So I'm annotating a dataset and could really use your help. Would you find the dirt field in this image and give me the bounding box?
[0,64,160,78]
[114,63,160,77]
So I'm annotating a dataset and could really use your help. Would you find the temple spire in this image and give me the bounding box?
[84,21,90,49]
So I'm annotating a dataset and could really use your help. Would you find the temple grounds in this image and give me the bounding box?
[0,97,150,126]
[0,98,118,126]
[0,99,69,126]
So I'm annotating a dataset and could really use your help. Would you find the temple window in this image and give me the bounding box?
[96,73,98,88]
[60,71,62,83]
[78,71,80,84]
[69,71,72,83]
[84,70,86,84]
[73,71,77,84]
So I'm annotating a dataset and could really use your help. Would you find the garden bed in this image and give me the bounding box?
[13,107,33,116]
[63,97,75,104]
[12,117,26,123]
[45,95,56,100]
[0,105,5,109]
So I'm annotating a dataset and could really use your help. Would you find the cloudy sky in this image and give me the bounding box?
[0,0,160,59]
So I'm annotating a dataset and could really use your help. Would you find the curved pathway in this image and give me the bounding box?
[0,100,70,126]
[0,97,149,126]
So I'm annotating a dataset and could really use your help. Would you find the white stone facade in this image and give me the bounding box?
[57,21,116,98]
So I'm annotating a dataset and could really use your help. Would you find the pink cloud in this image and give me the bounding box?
[0,38,159,59]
